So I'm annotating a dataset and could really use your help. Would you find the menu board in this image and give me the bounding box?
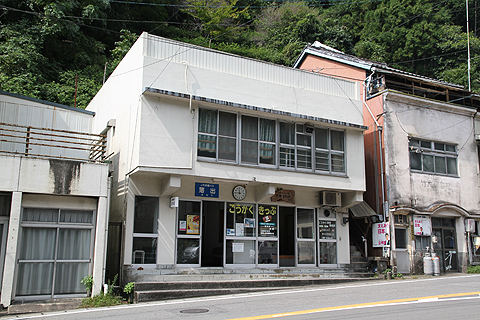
[319,220,336,239]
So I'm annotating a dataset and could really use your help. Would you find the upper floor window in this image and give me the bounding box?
[409,138,457,176]
[198,108,345,174]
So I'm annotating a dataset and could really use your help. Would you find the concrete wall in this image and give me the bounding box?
[383,92,479,212]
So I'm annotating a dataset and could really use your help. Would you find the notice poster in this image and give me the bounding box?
[236,223,245,237]
[259,223,276,236]
[372,222,390,247]
[227,229,235,236]
[179,220,186,232]
[413,215,432,236]
[244,218,255,228]
[186,215,200,234]
[232,242,244,253]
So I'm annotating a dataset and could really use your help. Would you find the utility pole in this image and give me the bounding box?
[467,0,472,91]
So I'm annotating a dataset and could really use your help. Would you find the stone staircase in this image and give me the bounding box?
[131,268,379,303]
[349,244,370,272]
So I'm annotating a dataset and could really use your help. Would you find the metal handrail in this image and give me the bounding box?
[0,122,107,162]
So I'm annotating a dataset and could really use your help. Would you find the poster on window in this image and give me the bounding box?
[232,242,244,253]
[372,222,390,247]
[179,220,186,232]
[244,218,255,228]
[413,215,432,236]
[236,223,244,237]
[186,215,199,234]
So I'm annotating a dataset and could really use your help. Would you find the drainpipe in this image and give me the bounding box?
[363,70,386,221]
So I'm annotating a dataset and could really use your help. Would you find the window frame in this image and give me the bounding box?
[132,196,159,265]
[197,107,347,175]
[409,138,458,176]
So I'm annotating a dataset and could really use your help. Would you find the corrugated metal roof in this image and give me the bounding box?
[143,34,358,101]
[350,201,377,217]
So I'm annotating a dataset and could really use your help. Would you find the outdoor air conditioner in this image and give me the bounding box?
[320,191,341,207]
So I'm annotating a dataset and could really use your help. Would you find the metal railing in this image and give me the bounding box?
[0,122,107,162]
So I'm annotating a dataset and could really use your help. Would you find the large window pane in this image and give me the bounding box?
[410,152,421,170]
[57,229,91,260]
[258,205,277,237]
[331,153,345,173]
[280,122,295,144]
[447,157,457,175]
[16,262,54,296]
[197,134,216,158]
[134,196,158,234]
[435,156,446,174]
[241,140,258,164]
[218,137,236,161]
[319,242,337,264]
[298,242,315,264]
[54,262,89,294]
[297,148,312,169]
[198,108,217,134]
[227,203,255,237]
[19,228,56,260]
[331,131,344,151]
[60,210,93,223]
[242,116,258,140]
[177,238,199,264]
[280,147,295,167]
[178,201,201,235]
[258,241,277,264]
[260,119,275,142]
[297,209,314,239]
[133,237,157,264]
[226,240,255,264]
[259,143,275,165]
[395,228,407,249]
[315,128,328,149]
[23,208,58,222]
[315,151,329,171]
[219,112,236,137]
[423,154,434,172]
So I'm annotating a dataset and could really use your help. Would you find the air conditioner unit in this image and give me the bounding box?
[320,191,341,207]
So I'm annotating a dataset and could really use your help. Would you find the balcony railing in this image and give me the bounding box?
[0,122,107,162]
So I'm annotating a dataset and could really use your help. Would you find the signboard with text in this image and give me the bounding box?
[413,215,432,236]
[373,222,390,247]
[195,183,219,198]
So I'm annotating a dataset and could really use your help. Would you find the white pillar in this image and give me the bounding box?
[1,192,22,307]
[92,196,108,296]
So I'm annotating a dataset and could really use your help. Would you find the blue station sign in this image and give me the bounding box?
[195,183,219,198]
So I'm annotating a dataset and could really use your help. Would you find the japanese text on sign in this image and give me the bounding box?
[195,183,219,198]
[229,203,254,215]
[372,222,390,247]
[259,205,277,216]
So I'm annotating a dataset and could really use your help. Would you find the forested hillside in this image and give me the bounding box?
[1,0,478,108]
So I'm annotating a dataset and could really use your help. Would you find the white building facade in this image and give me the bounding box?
[87,33,367,282]
[0,91,110,306]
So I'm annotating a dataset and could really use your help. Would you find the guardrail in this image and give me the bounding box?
[0,122,107,162]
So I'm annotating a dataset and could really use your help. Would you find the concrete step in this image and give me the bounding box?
[7,298,83,315]
[134,277,380,302]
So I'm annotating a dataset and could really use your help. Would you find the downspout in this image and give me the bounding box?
[103,174,112,286]
[363,69,386,221]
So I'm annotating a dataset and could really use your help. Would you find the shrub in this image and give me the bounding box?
[467,265,480,273]
[81,275,93,292]
[81,293,124,308]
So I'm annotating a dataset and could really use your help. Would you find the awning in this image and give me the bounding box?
[350,201,377,218]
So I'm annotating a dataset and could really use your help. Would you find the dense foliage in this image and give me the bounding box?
[1,0,479,108]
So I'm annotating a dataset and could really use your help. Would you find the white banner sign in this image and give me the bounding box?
[373,222,390,247]
[413,215,432,236]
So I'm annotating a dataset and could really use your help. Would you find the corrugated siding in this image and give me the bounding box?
[0,101,93,159]
[144,34,358,100]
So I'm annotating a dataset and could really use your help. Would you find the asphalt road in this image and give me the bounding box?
[5,274,480,320]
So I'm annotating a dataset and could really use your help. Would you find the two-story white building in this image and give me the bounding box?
[87,33,368,282]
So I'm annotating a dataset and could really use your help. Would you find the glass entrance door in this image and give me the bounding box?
[297,208,315,266]
[432,218,457,272]
[318,209,337,265]
[201,201,224,267]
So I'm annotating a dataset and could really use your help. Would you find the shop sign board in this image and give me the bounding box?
[195,183,219,198]
[413,215,432,236]
[271,189,295,204]
[373,222,390,247]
